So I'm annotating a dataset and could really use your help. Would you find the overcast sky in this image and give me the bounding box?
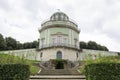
[0,0,120,52]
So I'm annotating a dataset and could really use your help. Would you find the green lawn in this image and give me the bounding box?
[0,53,40,75]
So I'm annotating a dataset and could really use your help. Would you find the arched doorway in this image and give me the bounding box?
[55,51,64,69]
[56,51,62,59]
[55,61,64,69]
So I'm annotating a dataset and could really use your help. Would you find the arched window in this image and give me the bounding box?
[56,51,62,59]
[40,52,43,57]
[76,53,78,58]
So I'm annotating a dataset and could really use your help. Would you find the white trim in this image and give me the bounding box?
[71,30,73,45]
[39,33,41,48]
[69,29,71,44]
[47,29,50,44]
[45,30,47,44]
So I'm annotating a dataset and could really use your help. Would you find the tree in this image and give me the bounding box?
[80,41,87,49]
[31,41,39,48]
[101,46,109,51]
[23,41,38,49]
[5,37,17,50]
[23,42,32,49]
[0,34,6,50]
[80,41,109,51]
[97,44,103,50]
[17,41,23,49]
[87,41,98,50]
[0,33,39,50]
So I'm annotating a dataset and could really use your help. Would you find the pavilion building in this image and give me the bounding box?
[38,11,80,62]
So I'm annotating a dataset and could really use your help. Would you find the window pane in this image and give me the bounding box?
[57,51,62,59]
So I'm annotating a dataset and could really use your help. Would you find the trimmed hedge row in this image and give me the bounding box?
[85,63,120,80]
[0,64,30,80]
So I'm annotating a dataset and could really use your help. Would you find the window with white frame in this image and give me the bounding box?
[57,36,62,44]
[41,38,45,47]
[52,38,56,44]
[63,38,67,44]
[74,39,77,47]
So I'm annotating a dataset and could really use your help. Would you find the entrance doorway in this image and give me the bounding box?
[56,51,62,59]
[55,61,64,69]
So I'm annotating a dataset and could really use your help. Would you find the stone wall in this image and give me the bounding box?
[1,49,40,61]
[0,48,119,61]
[79,49,118,60]
[39,48,79,61]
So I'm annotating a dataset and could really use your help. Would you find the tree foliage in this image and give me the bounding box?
[0,33,39,51]
[6,37,17,50]
[85,63,120,80]
[0,34,6,50]
[0,33,108,51]
[80,41,109,51]
[23,41,39,49]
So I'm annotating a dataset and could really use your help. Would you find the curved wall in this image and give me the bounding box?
[39,48,79,61]
[39,27,79,48]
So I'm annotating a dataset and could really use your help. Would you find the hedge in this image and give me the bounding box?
[85,63,120,80]
[0,64,30,80]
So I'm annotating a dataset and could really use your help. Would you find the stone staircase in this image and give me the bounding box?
[30,60,86,80]
[39,60,81,69]
[30,75,86,80]
[30,69,86,80]
[38,69,81,75]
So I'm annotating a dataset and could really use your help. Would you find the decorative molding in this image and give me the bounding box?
[39,20,80,33]
[51,32,68,36]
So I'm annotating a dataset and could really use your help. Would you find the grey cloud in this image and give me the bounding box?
[0,0,11,11]
[0,0,120,51]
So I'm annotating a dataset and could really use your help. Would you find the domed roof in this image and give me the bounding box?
[50,12,69,21]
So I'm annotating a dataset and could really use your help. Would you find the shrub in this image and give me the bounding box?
[0,64,30,80]
[0,53,40,75]
[79,55,120,75]
[85,63,120,80]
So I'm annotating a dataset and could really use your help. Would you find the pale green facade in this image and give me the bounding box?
[39,12,80,49]
[38,11,80,61]
[40,27,79,47]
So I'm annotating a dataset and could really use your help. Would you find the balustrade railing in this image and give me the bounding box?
[41,20,78,29]
[38,43,79,49]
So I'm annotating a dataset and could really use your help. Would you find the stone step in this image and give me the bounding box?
[38,69,81,75]
[29,79,86,80]
[30,75,86,80]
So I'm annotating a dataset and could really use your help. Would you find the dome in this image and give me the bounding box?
[50,12,69,21]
